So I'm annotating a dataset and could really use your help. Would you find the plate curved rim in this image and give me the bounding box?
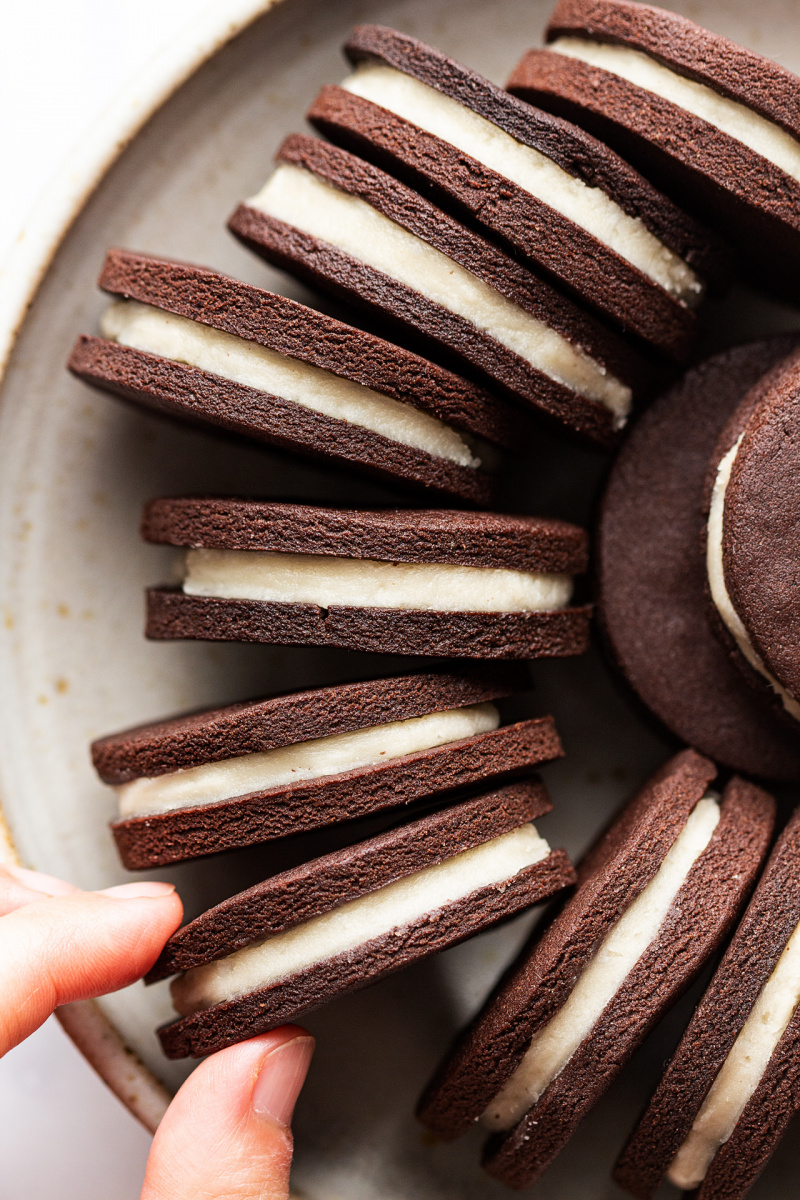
[0,0,285,1132]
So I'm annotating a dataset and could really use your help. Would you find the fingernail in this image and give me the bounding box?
[252,1036,315,1127]
[97,881,176,900]
[4,864,76,896]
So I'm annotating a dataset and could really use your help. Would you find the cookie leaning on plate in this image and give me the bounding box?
[417,749,775,1189]
[508,0,800,294]
[228,134,653,446]
[93,667,565,867]
[597,337,800,781]
[143,498,592,660]
[308,24,731,362]
[615,805,800,1200]
[150,780,577,1058]
[704,349,800,731]
[68,248,524,505]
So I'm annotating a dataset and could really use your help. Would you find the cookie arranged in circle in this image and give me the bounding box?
[507,0,800,294]
[228,133,654,446]
[417,750,774,1189]
[152,781,577,1058]
[68,248,526,504]
[142,497,592,661]
[306,25,730,362]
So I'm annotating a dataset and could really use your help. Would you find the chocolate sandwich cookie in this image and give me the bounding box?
[615,805,800,1199]
[142,497,592,661]
[94,667,565,868]
[152,781,577,1058]
[598,337,800,781]
[68,248,524,505]
[507,0,800,294]
[228,133,653,447]
[704,349,800,730]
[417,749,775,1190]
[308,25,730,362]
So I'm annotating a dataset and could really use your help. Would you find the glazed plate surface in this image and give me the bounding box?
[1,0,799,1195]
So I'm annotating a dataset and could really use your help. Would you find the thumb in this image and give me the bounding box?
[142,1028,314,1200]
[0,878,182,1056]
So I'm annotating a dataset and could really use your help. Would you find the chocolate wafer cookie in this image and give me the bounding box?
[93,668,564,868]
[615,805,800,1200]
[308,24,730,361]
[228,133,653,446]
[417,749,775,1190]
[142,497,592,661]
[153,781,576,1058]
[704,348,800,730]
[68,248,525,505]
[598,337,800,781]
[508,0,800,294]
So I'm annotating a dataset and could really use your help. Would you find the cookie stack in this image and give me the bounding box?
[69,4,800,1195]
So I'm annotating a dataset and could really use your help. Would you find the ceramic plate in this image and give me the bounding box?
[1,0,799,1195]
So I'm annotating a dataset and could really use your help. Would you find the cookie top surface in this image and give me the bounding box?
[546,0,800,141]
[717,352,800,704]
[141,497,589,574]
[91,665,526,784]
[146,779,556,982]
[343,24,720,275]
[597,336,800,781]
[96,248,518,447]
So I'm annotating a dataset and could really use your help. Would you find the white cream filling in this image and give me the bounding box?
[706,438,800,721]
[668,915,800,1189]
[100,299,478,467]
[171,821,551,1015]
[343,62,700,304]
[550,37,800,186]
[116,702,499,818]
[248,163,632,421]
[482,795,721,1131]
[182,548,573,613]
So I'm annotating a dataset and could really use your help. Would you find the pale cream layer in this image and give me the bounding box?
[342,63,700,303]
[101,299,477,467]
[171,821,551,1015]
[668,915,800,1189]
[706,437,800,721]
[182,548,574,613]
[550,37,800,185]
[248,163,632,422]
[116,702,499,818]
[482,795,721,1131]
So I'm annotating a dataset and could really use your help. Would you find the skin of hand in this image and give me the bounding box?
[0,863,315,1199]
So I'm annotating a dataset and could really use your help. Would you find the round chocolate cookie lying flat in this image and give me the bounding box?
[228,133,653,447]
[67,248,524,505]
[142,497,592,660]
[417,749,775,1190]
[507,0,800,294]
[152,780,577,1058]
[704,349,800,729]
[93,667,565,868]
[615,805,800,1200]
[597,337,800,781]
[307,25,730,362]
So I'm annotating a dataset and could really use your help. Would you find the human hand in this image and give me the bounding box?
[0,863,315,1199]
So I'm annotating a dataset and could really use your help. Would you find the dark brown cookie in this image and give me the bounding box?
[228,133,654,447]
[111,714,563,868]
[507,0,800,294]
[417,750,775,1190]
[597,337,800,780]
[92,666,526,784]
[615,806,800,1200]
[155,781,577,1057]
[307,26,730,360]
[68,250,534,504]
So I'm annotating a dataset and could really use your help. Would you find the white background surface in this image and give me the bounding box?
[0,5,208,1194]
